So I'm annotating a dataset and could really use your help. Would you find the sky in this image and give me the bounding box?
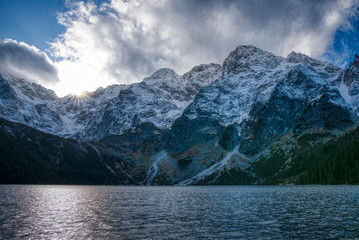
[0,0,359,96]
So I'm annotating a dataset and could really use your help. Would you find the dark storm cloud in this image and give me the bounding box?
[0,39,59,84]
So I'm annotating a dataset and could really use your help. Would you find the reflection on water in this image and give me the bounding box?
[0,185,358,239]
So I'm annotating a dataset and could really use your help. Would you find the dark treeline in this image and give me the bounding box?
[297,128,359,184]
[0,118,134,185]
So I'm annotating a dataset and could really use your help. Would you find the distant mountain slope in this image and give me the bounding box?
[0,118,135,184]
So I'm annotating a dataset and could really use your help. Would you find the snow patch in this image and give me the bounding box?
[338,81,352,106]
[105,163,115,174]
[142,151,169,185]
[176,145,241,186]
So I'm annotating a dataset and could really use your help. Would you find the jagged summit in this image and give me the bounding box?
[222,45,283,75]
[344,53,359,85]
[143,68,179,83]
[286,51,344,74]
[0,73,58,101]
[189,63,221,73]
[348,53,359,69]
[286,51,312,63]
[286,51,321,66]
[341,53,359,114]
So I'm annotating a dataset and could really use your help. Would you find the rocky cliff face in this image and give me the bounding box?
[342,54,359,114]
[167,46,353,156]
[92,64,221,141]
[0,45,358,185]
[0,74,63,133]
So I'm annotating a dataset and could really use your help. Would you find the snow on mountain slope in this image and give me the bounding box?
[58,84,127,139]
[184,46,285,126]
[81,64,221,141]
[0,73,127,139]
[0,73,63,132]
[0,63,221,141]
[0,45,356,144]
[184,46,345,129]
[167,45,353,155]
[342,54,359,114]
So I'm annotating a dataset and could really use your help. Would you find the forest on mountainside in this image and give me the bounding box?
[297,127,359,184]
[252,127,359,185]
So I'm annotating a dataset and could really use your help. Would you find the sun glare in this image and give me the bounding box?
[52,61,109,97]
[73,91,87,99]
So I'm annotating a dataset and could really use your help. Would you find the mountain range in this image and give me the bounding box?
[1,45,359,185]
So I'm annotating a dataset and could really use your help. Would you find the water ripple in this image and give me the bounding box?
[0,185,358,239]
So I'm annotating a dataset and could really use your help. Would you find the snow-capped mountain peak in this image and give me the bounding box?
[143,68,179,83]
[222,45,283,76]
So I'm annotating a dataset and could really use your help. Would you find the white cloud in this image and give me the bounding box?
[47,0,358,96]
[0,39,59,86]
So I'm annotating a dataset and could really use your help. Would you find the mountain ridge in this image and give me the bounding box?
[1,45,359,185]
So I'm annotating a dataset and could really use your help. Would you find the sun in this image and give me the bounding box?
[73,91,88,99]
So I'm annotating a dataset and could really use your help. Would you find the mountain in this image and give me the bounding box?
[0,63,221,141]
[0,118,135,184]
[0,45,358,185]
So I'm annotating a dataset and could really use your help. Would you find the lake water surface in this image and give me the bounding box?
[0,185,358,239]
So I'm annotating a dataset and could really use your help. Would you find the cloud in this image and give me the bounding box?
[49,0,358,95]
[320,3,359,68]
[0,39,59,86]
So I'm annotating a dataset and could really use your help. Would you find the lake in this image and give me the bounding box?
[0,185,358,239]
